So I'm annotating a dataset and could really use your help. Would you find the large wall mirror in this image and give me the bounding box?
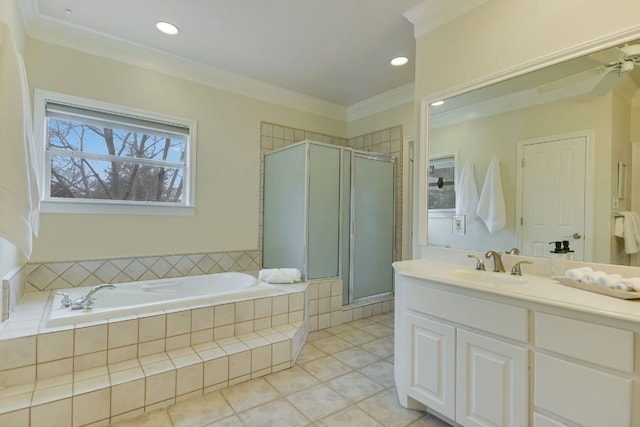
[426,38,640,265]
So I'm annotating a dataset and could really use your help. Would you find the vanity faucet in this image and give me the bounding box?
[69,284,116,310]
[485,250,506,273]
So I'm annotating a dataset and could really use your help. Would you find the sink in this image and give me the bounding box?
[441,268,528,285]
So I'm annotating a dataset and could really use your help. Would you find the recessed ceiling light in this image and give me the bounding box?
[156,21,179,35]
[390,56,409,67]
[431,100,445,106]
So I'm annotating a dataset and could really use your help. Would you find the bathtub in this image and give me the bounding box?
[47,272,281,327]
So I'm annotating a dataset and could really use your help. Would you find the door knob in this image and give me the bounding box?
[566,233,582,239]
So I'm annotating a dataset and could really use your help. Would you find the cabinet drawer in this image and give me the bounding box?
[535,312,633,372]
[405,282,528,342]
[534,353,631,427]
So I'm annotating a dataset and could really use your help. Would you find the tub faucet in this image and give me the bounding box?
[485,250,505,273]
[70,284,116,310]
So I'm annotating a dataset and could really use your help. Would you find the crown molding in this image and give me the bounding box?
[403,0,488,39]
[19,3,347,121]
[347,82,415,121]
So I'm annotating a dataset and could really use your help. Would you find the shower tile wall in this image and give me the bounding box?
[25,250,261,292]
[259,122,403,263]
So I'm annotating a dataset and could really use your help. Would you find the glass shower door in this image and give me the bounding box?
[350,153,395,302]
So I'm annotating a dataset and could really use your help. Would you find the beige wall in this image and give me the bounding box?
[25,39,347,262]
[348,102,414,140]
[415,0,640,258]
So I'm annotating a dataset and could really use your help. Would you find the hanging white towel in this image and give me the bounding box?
[455,161,479,222]
[0,22,40,258]
[476,157,506,234]
[618,211,640,255]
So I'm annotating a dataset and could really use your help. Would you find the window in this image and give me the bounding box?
[428,154,456,211]
[34,90,196,215]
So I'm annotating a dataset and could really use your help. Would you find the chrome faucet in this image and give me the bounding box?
[485,250,505,272]
[63,284,116,310]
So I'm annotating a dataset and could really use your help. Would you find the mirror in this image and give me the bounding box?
[427,39,640,265]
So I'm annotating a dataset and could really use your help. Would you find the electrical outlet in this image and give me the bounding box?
[453,215,466,235]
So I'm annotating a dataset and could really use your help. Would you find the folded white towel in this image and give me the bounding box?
[582,270,607,286]
[614,282,633,292]
[565,267,593,281]
[618,277,640,292]
[477,156,506,234]
[597,274,621,288]
[258,268,302,284]
[455,161,479,223]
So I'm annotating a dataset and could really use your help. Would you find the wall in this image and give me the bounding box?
[414,0,640,257]
[25,39,347,263]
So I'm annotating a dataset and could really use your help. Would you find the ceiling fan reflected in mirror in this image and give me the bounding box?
[538,43,640,96]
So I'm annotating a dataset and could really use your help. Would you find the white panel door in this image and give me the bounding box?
[456,329,528,427]
[519,135,586,260]
[405,313,456,420]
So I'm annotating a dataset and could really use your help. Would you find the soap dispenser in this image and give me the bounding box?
[549,240,573,278]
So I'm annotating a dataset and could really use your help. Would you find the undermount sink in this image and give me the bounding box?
[441,268,528,285]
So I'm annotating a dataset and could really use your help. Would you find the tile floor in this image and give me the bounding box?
[108,312,452,427]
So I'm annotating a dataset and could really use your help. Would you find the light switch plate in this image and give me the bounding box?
[453,214,466,235]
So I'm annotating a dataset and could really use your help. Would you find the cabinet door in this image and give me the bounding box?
[456,329,528,427]
[404,313,455,419]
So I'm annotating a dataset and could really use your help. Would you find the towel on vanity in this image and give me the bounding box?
[564,266,593,281]
[617,211,640,255]
[596,274,621,288]
[455,161,479,222]
[258,268,302,284]
[477,156,506,234]
[582,270,607,286]
[618,277,640,292]
[0,22,40,258]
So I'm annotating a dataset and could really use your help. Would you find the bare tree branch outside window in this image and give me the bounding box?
[47,118,186,204]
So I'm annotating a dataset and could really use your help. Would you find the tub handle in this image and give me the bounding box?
[56,292,71,307]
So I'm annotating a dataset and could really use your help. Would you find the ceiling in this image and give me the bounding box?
[21,0,423,107]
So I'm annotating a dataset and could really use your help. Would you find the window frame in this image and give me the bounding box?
[427,151,457,214]
[34,89,197,216]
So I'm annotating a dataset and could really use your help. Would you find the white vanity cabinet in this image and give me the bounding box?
[533,313,634,427]
[394,261,640,427]
[396,275,529,427]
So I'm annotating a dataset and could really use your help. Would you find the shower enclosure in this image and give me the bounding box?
[262,140,395,304]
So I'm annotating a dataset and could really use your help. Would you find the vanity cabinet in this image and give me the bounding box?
[533,313,634,427]
[394,263,640,427]
[397,276,529,427]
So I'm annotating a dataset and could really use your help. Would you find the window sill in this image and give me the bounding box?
[40,200,196,216]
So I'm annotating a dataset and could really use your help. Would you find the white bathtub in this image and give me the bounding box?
[47,272,280,327]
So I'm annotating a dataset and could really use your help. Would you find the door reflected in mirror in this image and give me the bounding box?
[427,39,640,265]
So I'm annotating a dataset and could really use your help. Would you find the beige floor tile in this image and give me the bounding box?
[315,405,384,427]
[408,413,455,426]
[305,330,332,342]
[238,398,309,427]
[332,347,380,369]
[220,377,281,413]
[300,356,352,382]
[204,414,245,426]
[167,390,234,427]
[263,365,319,395]
[335,329,377,345]
[295,343,326,364]
[310,336,353,354]
[323,324,356,335]
[357,388,423,427]
[286,384,349,421]
[108,408,173,427]
[360,323,394,338]
[359,360,395,387]
[360,338,394,358]
[327,371,385,402]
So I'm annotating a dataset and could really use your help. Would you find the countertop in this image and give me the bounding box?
[393,259,640,326]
